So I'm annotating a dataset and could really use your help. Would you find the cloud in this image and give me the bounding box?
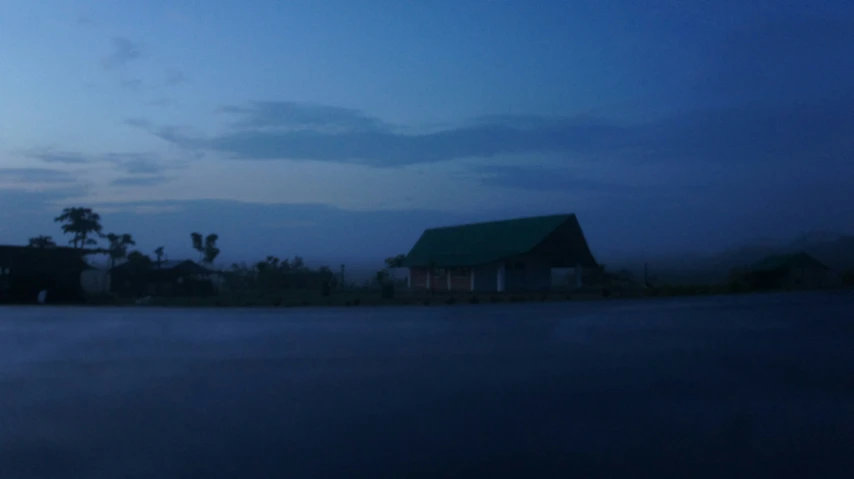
[164,69,187,86]
[137,105,627,166]
[103,154,163,175]
[147,98,177,108]
[472,165,634,193]
[102,37,142,70]
[218,101,389,132]
[0,168,77,184]
[120,78,143,90]
[136,96,853,176]
[125,118,152,129]
[110,176,169,187]
[26,151,90,164]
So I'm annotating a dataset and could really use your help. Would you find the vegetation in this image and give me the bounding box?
[104,233,136,269]
[191,232,220,265]
[54,207,103,248]
[27,235,56,248]
[19,205,852,308]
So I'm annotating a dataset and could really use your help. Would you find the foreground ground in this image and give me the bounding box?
[1,291,853,478]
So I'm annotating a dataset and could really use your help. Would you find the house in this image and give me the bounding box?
[110,259,217,297]
[748,252,830,291]
[404,214,598,293]
[0,245,92,304]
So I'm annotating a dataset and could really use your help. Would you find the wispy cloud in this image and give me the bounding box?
[134,97,854,176]
[472,165,633,193]
[147,98,178,108]
[120,78,143,90]
[103,153,163,175]
[103,37,142,70]
[26,151,90,164]
[110,175,168,187]
[0,168,77,184]
[164,69,187,86]
[76,15,94,26]
[132,104,627,166]
[218,101,389,132]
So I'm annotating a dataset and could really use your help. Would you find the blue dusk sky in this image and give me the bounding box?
[1,0,852,267]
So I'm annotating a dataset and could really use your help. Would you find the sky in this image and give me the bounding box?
[1,0,852,268]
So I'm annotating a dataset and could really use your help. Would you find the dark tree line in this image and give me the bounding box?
[27,207,221,271]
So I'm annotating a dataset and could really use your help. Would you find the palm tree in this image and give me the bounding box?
[105,233,136,270]
[154,246,165,267]
[27,235,57,248]
[191,232,204,262]
[54,207,103,249]
[203,234,220,265]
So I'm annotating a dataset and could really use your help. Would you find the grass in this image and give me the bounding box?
[80,280,852,309]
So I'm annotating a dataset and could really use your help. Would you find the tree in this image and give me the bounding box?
[126,250,153,269]
[28,235,56,248]
[191,232,204,261]
[105,233,136,270]
[154,246,165,266]
[385,254,407,269]
[54,207,103,249]
[203,234,220,265]
[190,233,219,264]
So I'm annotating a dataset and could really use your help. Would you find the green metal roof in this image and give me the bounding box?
[404,214,587,267]
[751,252,828,272]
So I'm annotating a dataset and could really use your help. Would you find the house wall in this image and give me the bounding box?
[81,269,110,294]
[430,270,449,292]
[409,268,428,289]
[502,255,552,292]
[473,264,499,293]
[449,268,471,291]
[410,256,554,293]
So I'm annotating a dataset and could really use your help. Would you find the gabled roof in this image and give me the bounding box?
[404,213,597,268]
[751,252,829,272]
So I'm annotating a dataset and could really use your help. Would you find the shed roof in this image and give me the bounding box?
[751,252,829,272]
[404,213,597,268]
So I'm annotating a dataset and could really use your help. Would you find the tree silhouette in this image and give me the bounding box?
[154,246,165,266]
[126,250,153,269]
[385,254,407,268]
[203,234,220,265]
[191,232,204,261]
[54,207,102,249]
[28,235,56,248]
[105,233,136,270]
[191,232,220,265]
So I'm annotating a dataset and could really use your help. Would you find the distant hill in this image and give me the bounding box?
[608,232,854,285]
[709,233,854,271]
